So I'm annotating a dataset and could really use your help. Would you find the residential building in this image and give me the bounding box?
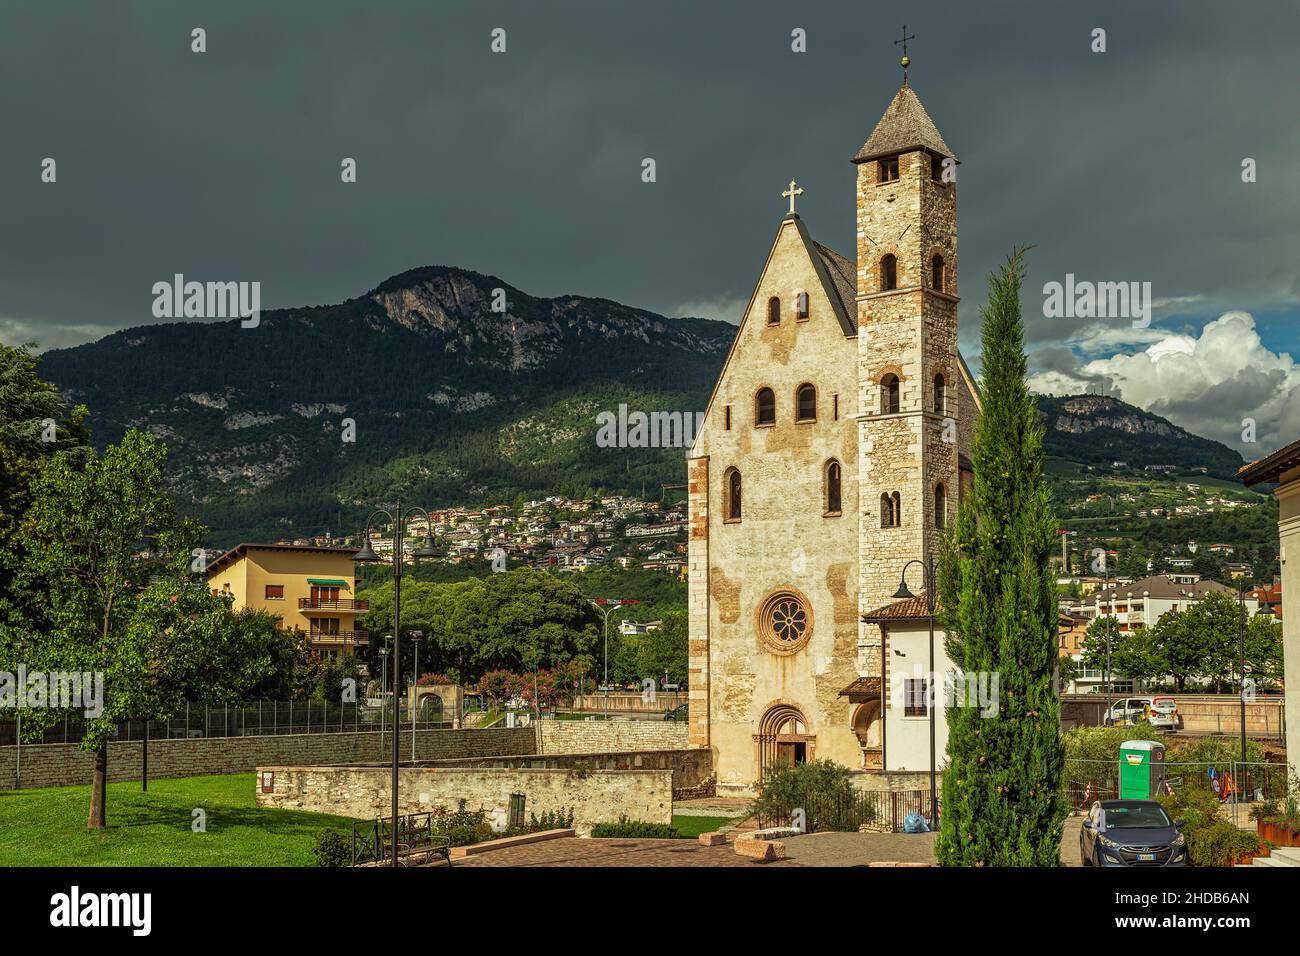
[206,543,367,660]
[1239,437,1300,779]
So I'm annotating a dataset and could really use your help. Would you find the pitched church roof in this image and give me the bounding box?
[810,239,857,330]
[853,84,957,164]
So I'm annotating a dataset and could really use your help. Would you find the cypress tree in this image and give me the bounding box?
[935,249,1066,866]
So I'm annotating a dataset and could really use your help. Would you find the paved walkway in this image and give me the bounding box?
[452,815,1086,867]
[454,837,797,867]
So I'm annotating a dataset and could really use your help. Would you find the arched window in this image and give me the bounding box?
[932,254,945,292]
[724,467,742,522]
[880,254,897,292]
[934,482,947,529]
[795,291,809,320]
[767,297,781,325]
[824,460,842,515]
[880,492,901,529]
[795,383,817,422]
[755,387,776,426]
[880,374,900,415]
[933,373,946,414]
[878,494,899,530]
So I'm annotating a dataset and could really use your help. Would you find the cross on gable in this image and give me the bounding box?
[782,179,804,215]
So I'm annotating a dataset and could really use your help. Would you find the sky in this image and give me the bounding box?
[1,0,1297,455]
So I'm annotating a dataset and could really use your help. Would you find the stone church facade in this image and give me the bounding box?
[686,81,981,794]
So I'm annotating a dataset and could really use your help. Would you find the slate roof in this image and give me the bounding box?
[853,83,957,165]
[811,240,857,330]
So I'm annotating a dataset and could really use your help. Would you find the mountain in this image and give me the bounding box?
[1034,394,1244,479]
[37,266,735,546]
[36,265,1248,547]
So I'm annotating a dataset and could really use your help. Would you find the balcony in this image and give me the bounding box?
[308,630,369,646]
[299,598,368,611]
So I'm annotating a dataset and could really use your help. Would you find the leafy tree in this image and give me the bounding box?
[1081,619,1161,686]
[359,568,599,682]
[0,430,280,828]
[1152,592,1239,691]
[936,250,1067,866]
[0,342,89,599]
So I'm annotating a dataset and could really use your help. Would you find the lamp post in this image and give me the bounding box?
[13,640,23,790]
[353,500,441,867]
[590,598,639,717]
[891,558,938,827]
[410,632,422,762]
[1237,581,1248,775]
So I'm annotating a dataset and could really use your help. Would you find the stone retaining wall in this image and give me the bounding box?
[256,764,674,834]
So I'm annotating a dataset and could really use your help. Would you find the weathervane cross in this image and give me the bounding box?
[895,24,915,82]
[782,179,803,215]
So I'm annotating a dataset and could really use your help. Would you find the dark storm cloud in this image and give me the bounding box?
[1,0,1297,366]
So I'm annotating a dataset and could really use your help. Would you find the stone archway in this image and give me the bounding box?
[852,700,883,770]
[754,701,815,783]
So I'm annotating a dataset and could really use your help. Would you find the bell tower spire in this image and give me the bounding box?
[854,77,962,664]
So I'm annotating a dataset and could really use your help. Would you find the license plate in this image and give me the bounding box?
[1137,853,1155,862]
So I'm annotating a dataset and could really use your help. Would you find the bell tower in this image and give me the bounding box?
[854,72,961,670]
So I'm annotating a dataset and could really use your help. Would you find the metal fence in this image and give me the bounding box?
[0,700,452,747]
[755,789,935,833]
[1064,757,1289,825]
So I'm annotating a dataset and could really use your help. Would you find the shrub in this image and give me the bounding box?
[429,800,493,847]
[1166,736,1264,766]
[1186,821,1263,867]
[752,759,856,831]
[590,815,680,839]
[530,807,575,831]
[310,829,351,867]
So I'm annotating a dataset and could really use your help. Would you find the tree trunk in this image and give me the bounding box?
[88,742,108,829]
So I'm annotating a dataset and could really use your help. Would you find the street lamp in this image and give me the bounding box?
[1237,580,1249,776]
[590,598,639,717]
[891,558,938,828]
[354,500,441,867]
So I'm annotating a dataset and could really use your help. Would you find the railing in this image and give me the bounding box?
[1064,757,1289,824]
[308,630,369,645]
[755,788,935,833]
[351,812,451,866]
[299,598,369,610]
[0,699,455,746]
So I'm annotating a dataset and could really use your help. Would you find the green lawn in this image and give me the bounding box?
[670,815,734,839]
[0,773,359,867]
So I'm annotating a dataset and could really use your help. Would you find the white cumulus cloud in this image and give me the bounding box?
[1028,312,1300,455]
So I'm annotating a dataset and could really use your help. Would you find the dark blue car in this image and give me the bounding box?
[1080,800,1187,867]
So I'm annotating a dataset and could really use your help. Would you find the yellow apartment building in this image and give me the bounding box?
[206,543,368,660]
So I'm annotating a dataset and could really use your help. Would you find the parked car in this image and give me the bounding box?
[1148,696,1179,730]
[1103,697,1153,727]
[1080,800,1187,867]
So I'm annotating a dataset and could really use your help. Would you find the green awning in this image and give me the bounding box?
[307,578,348,586]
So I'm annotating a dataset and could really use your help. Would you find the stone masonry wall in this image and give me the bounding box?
[0,727,536,791]
[537,719,690,754]
[256,765,674,834]
[426,746,712,796]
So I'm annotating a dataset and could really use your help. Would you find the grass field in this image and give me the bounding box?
[670,815,734,839]
[0,773,358,867]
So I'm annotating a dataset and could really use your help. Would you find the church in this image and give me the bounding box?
[685,71,982,794]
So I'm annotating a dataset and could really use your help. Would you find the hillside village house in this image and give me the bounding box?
[206,544,366,660]
[686,76,981,793]
[1239,437,1300,779]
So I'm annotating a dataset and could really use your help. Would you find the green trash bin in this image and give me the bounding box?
[1119,740,1165,799]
